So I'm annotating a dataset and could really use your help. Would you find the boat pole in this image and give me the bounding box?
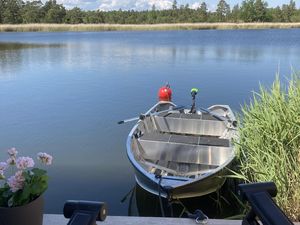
[118,105,184,124]
[189,88,199,113]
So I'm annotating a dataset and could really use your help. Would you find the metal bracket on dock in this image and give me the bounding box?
[239,182,293,225]
[63,200,107,225]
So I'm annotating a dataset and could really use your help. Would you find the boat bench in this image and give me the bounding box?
[144,158,218,176]
[139,132,230,147]
[151,114,227,137]
[158,112,221,121]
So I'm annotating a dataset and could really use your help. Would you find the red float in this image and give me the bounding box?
[158,85,172,101]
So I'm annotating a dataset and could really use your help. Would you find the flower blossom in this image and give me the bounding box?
[0,162,7,171]
[37,152,53,165]
[16,157,34,170]
[7,147,18,165]
[0,163,6,179]
[7,171,25,192]
[7,147,18,157]
[7,157,16,165]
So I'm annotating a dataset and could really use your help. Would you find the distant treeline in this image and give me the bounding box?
[0,0,300,24]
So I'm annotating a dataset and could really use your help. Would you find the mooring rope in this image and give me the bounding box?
[156,175,165,217]
[170,199,209,224]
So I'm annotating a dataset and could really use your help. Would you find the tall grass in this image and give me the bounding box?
[236,75,300,221]
[1,23,300,32]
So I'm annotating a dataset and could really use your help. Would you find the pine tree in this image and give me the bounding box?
[216,0,230,22]
[281,0,296,22]
[172,0,177,10]
[147,4,157,23]
[231,4,240,22]
[272,6,284,22]
[254,0,268,22]
[199,2,208,22]
[21,1,43,23]
[240,0,256,22]
[2,0,23,24]
[0,0,5,23]
[43,0,66,23]
[64,7,83,24]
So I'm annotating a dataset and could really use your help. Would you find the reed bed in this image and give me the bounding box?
[1,23,300,32]
[236,75,300,221]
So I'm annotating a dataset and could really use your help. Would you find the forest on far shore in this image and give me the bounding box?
[0,0,300,24]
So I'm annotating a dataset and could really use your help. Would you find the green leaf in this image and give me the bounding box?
[31,168,47,177]
[17,185,31,205]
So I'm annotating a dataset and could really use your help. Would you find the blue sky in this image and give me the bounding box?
[52,0,298,11]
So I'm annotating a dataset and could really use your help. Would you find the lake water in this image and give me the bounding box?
[0,29,300,216]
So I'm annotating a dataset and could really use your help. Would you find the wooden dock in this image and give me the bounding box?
[44,215,239,224]
[44,214,300,225]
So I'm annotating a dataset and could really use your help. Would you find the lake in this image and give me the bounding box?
[0,29,300,216]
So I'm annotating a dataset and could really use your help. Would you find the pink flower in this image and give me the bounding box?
[0,162,7,171]
[7,147,18,157]
[7,171,25,192]
[37,152,53,165]
[0,170,4,179]
[0,162,7,179]
[7,157,16,165]
[16,157,34,170]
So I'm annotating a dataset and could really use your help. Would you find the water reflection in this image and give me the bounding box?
[1,40,299,78]
[0,42,64,76]
[125,181,242,219]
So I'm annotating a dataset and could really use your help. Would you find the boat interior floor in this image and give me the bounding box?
[133,110,234,178]
[136,131,232,178]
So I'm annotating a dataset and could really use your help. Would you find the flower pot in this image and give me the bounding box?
[0,195,44,225]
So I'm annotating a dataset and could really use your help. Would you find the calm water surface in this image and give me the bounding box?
[0,30,300,216]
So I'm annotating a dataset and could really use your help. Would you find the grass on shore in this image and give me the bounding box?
[1,22,300,32]
[235,75,300,221]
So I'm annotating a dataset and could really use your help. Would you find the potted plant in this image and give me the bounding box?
[0,148,53,225]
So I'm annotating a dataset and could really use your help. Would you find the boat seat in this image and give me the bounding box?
[158,112,221,121]
[152,114,227,136]
[143,159,217,177]
[138,138,232,166]
[140,132,230,147]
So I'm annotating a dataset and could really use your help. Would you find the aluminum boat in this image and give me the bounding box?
[126,97,237,199]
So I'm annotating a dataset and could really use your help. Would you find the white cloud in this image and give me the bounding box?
[32,0,226,11]
[30,0,300,11]
[190,2,200,9]
[56,0,100,9]
[99,0,173,11]
[189,2,216,11]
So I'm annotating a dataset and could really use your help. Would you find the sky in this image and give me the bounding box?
[49,0,299,11]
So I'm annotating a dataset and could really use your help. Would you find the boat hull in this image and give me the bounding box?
[132,159,230,199]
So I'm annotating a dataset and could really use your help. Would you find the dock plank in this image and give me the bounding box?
[43,215,238,225]
[43,215,300,225]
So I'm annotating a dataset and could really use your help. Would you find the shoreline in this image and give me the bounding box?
[1,23,300,32]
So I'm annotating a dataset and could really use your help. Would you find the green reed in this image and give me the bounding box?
[235,75,300,221]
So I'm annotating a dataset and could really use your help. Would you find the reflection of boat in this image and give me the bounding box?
[127,183,164,217]
[126,86,237,199]
[127,181,240,218]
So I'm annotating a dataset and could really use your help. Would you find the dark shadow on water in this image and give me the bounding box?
[0,42,64,51]
[124,179,244,219]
